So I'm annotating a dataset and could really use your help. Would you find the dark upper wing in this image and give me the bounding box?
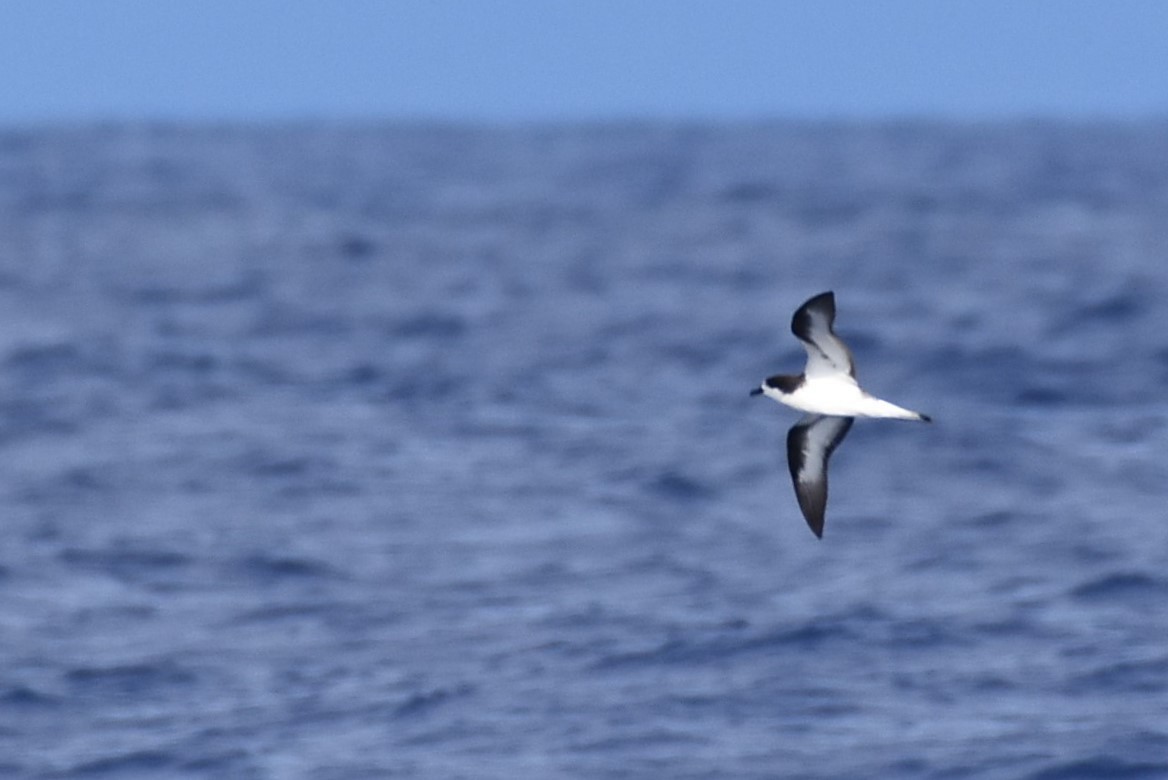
[790,291,856,379]
[786,414,854,538]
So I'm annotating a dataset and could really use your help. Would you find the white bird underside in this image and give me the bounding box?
[762,375,924,420]
[752,291,931,538]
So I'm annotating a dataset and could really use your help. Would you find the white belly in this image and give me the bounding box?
[766,376,920,419]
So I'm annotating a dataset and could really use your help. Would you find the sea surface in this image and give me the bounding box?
[0,122,1167,779]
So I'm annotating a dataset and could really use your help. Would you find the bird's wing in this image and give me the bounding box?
[790,291,856,379]
[786,414,854,538]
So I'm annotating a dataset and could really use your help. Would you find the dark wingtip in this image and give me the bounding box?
[791,291,838,340]
[800,291,835,311]
[750,386,764,396]
[809,290,835,310]
[919,413,933,423]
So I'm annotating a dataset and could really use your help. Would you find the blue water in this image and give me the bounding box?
[1,122,1167,778]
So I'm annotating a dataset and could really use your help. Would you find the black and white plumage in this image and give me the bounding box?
[785,414,853,539]
[751,291,931,538]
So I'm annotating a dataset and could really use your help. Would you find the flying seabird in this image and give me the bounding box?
[751,291,931,538]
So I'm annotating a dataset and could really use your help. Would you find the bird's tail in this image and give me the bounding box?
[858,395,932,422]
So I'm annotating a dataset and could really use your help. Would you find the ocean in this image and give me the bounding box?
[0,121,1166,778]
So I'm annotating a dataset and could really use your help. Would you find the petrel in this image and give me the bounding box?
[751,291,931,538]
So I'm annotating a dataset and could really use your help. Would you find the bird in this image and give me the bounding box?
[751,291,931,538]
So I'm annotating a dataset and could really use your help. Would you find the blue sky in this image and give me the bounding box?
[1,0,1166,123]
